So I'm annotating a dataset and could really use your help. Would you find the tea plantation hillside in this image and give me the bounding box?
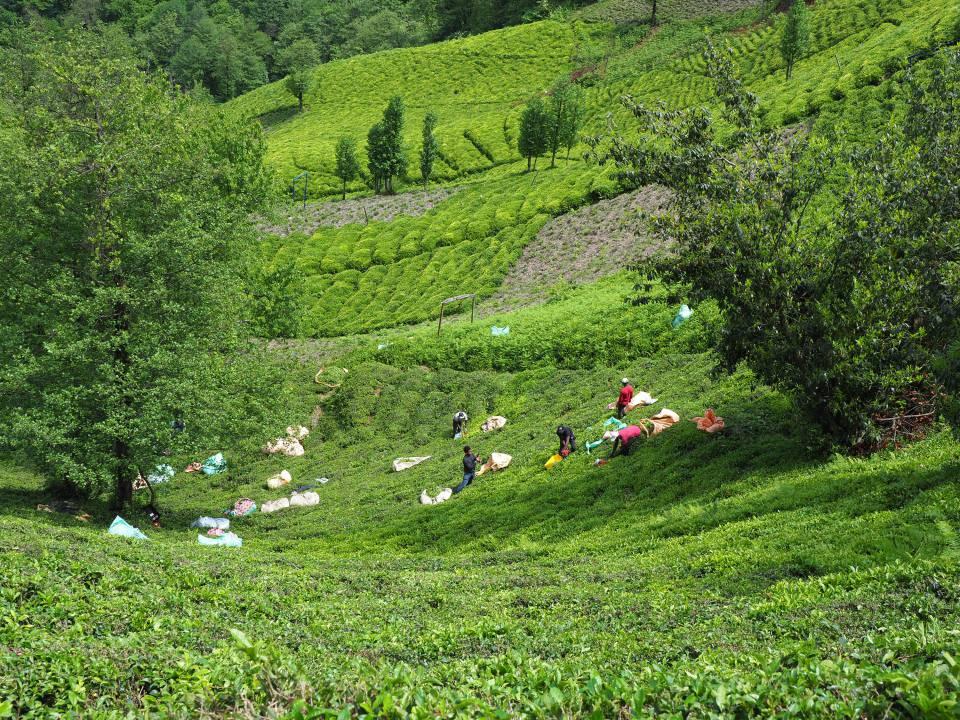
[2,283,959,717]
[227,21,593,195]
[232,0,958,196]
[244,0,958,339]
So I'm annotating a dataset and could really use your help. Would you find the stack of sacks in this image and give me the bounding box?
[267,470,292,490]
[420,488,453,505]
[264,426,309,457]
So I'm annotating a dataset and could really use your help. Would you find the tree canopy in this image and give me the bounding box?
[590,43,960,450]
[0,31,289,502]
[780,0,810,80]
[518,96,549,171]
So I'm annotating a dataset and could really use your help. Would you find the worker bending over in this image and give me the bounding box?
[610,424,643,457]
[616,378,634,419]
[453,410,468,438]
[556,425,576,457]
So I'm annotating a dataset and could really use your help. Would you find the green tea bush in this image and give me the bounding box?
[261,163,614,336]
[364,277,718,372]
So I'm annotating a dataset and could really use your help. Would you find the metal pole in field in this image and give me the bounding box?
[292,171,310,212]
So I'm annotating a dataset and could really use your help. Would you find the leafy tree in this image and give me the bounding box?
[546,81,584,168]
[419,111,439,189]
[139,7,185,68]
[277,37,317,110]
[366,95,406,194]
[348,8,429,55]
[366,120,389,193]
[589,42,960,449]
[0,32,288,505]
[518,96,548,171]
[248,260,303,338]
[169,33,208,87]
[335,135,360,199]
[780,0,809,80]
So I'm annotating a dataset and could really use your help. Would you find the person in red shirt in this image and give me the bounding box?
[610,424,643,457]
[616,378,634,418]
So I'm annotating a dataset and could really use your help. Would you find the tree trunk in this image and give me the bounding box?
[527,156,531,172]
[550,148,557,168]
[342,179,346,200]
[651,0,657,25]
[111,298,133,510]
[298,93,304,112]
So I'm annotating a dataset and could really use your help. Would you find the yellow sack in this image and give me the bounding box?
[544,454,563,469]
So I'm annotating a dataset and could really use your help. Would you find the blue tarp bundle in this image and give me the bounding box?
[108,516,148,540]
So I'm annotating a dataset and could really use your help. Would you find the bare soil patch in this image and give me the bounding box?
[484,185,670,314]
[257,187,461,238]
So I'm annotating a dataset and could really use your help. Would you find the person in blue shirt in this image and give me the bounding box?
[454,446,481,494]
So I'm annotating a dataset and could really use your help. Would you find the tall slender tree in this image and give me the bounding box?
[381,95,407,193]
[366,121,388,193]
[420,111,439,189]
[780,0,810,80]
[335,136,360,199]
[547,82,584,168]
[518,97,549,171]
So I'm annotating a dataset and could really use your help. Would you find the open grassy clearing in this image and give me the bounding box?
[3,286,959,715]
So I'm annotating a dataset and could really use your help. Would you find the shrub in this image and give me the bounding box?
[593,42,960,449]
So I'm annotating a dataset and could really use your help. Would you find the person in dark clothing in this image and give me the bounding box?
[556,425,576,456]
[453,446,481,494]
[452,410,468,438]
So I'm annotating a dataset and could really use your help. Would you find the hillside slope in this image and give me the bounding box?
[245,0,958,339]
[236,0,958,195]
[3,290,959,716]
[228,21,593,195]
